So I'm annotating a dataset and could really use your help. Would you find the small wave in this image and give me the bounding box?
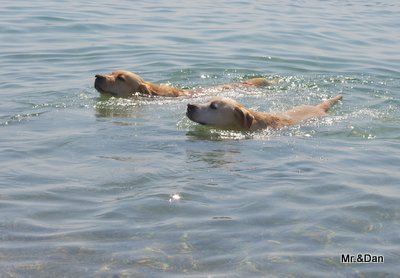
[181,119,328,141]
[1,111,46,126]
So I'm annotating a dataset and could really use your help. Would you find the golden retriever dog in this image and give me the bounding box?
[94,70,279,98]
[186,95,343,130]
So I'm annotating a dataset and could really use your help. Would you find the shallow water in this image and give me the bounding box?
[1,0,400,277]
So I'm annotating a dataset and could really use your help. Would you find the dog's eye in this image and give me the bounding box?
[210,102,218,110]
[117,75,126,82]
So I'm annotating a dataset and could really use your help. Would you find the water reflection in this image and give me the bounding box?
[94,96,146,118]
[185,143,241,170]
[186,125,251,141]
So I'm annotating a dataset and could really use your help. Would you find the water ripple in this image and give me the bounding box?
[1,0,400,277]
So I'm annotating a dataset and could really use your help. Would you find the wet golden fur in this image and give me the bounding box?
[94,70,279,98]
[186,96,343,130]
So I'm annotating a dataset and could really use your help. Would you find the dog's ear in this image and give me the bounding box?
[234,107,254,130]
[138,84,157,96]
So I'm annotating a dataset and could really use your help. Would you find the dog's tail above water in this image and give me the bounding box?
[318,95,343,112]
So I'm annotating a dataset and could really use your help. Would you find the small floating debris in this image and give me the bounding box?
[169,193,181,203]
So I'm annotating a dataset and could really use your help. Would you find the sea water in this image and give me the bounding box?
[1,1,399,277]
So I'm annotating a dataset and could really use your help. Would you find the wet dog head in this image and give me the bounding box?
[186,97,255,130]
[94,70,154,98]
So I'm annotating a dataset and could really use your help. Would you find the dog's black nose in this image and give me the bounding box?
[94,75,105,91]
[187,104,197,113]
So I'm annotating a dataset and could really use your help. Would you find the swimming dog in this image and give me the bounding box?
[94,70,278,98]
[186,95,342,130]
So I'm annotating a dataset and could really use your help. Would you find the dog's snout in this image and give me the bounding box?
[187,104,198,113]
[94,74,106,92]
[186,104,198,121]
